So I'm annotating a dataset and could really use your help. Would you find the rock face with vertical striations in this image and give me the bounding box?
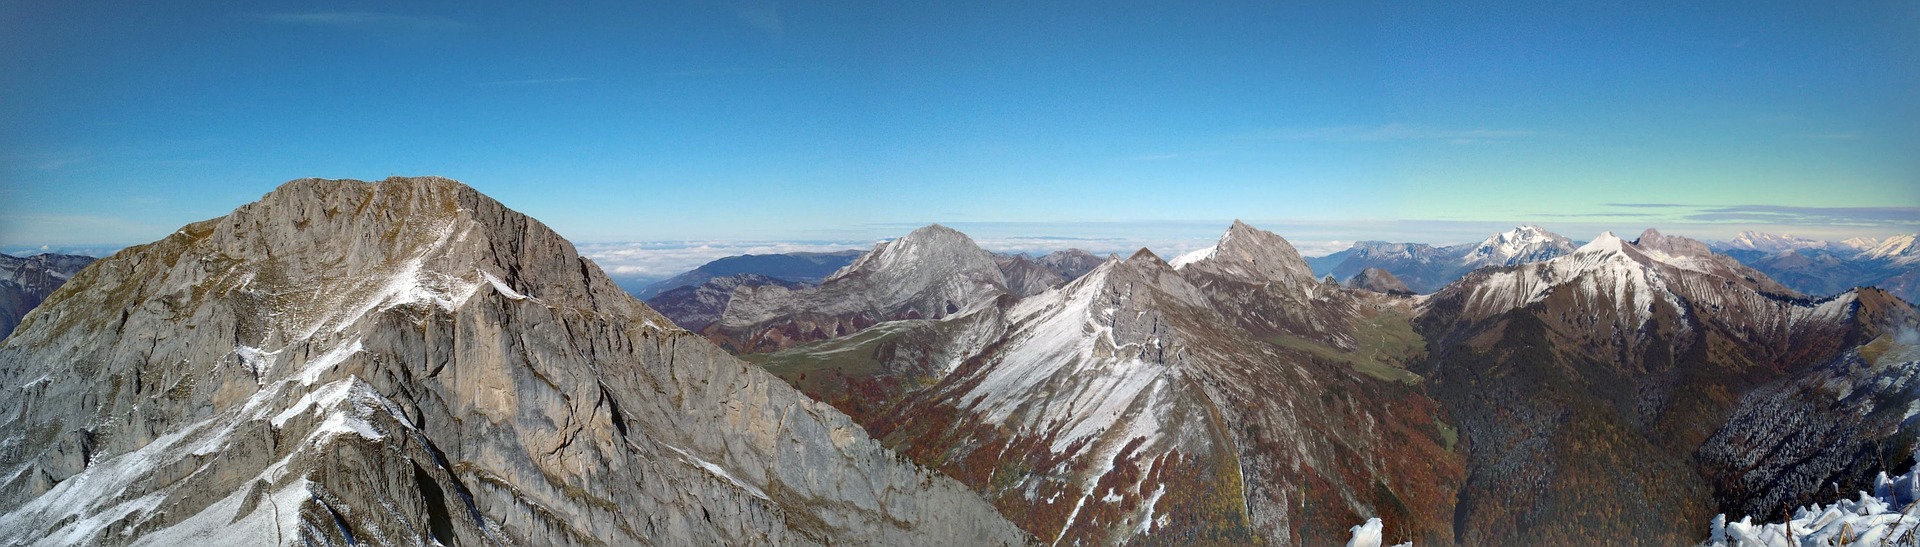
[0,253,95,340]
[0,177,1029,546]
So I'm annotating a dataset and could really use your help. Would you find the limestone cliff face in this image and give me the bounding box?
[0,177,1028,546]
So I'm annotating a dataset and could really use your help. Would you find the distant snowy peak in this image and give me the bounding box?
[1718,230,1833,253]
[1177,220,1317,284]
[1461,225,1575,268]
[1840,236,1882,251]
[1863,233,1919,264]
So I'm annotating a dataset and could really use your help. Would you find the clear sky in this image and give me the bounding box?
[3,1,1917,259]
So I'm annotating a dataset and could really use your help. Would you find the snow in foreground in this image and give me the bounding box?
[1707,458,1919,546]
[1346,517,1413,547]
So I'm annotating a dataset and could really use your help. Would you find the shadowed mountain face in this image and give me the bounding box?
[0,178,1028,546]
[741,222,1462,545]
[1417,229,1917,546]
[632,250,863,299]
[0,253,94,340]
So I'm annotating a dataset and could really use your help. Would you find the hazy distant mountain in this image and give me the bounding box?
[631,249,863,299]
[0,178,1028,545]
[0,253,94,340]
[1717,230,1838,254]
[1715,232,1920,303]
[1308,225,1577,293]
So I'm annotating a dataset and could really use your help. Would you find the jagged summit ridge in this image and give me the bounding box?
[0,177,1028,546]
[1175,219,1318,285]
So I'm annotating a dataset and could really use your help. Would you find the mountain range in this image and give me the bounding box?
[1711,232,1919,304]
[1306,225,1578,293]
[713,222,1918,545]
[1,177,1914,546]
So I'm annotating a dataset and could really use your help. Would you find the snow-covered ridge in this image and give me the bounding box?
[1865,234,1919,265]
[1706,457,1920,546]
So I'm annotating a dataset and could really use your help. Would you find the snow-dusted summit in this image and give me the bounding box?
[709,224,1011,353]
[1459,225,1577,270]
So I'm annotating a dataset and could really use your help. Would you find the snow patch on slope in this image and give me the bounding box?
[1170,246,1216,270]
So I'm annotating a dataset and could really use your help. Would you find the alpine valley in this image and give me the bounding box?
[2,177,1916,547]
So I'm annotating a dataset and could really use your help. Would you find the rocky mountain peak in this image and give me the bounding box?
[829,223,1003,285]
[0,177,1027,545]
[711,224,1011,352]
[1180,220,1317,285]
[1634,228,1717,259]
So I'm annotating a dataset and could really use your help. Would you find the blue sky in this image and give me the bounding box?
[2,1,1916,261]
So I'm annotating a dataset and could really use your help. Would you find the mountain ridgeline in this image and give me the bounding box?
[1307,225,1578,294]
[0,178,1029,546]
[714,222,1919,545]
[1,176,1914,547]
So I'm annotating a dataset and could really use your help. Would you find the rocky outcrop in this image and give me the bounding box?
[0,253,94,340]
[1176,220,1367,350]
[994,249,1103,298]
[0,177,1029,546]
[708,224,1010,354]
[1345,267,1412,295]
